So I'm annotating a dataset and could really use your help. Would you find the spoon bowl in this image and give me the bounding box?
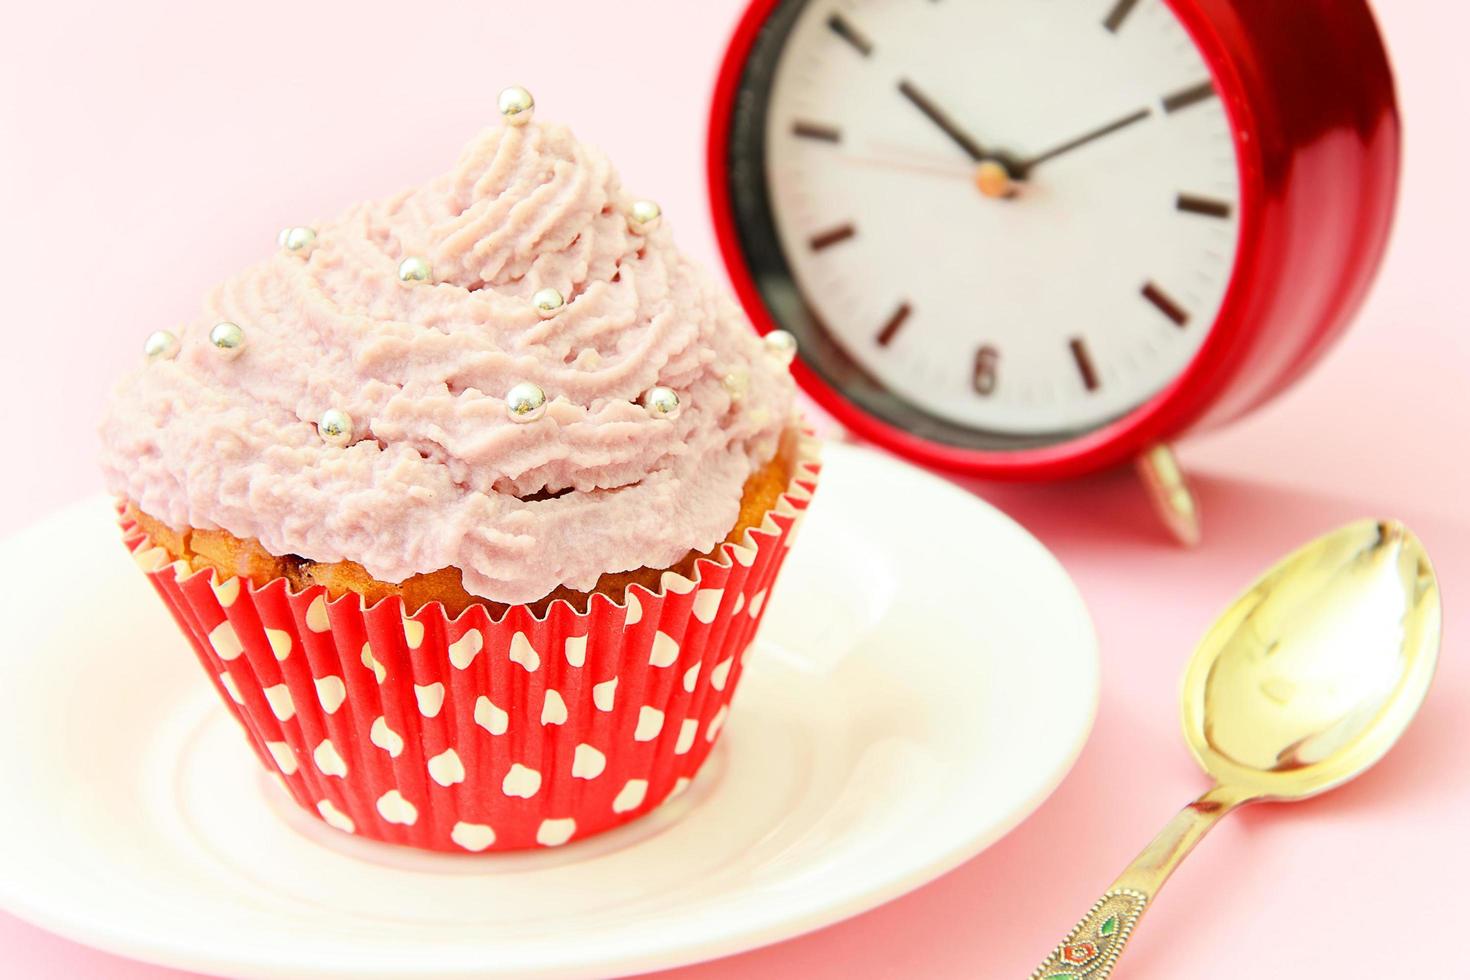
[1033,519,1441,979]
[1183,519,1441,801]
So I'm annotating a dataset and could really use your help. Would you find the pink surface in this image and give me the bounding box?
[1,1,1466,977]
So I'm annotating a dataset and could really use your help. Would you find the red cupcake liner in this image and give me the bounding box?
[120,434,819,852]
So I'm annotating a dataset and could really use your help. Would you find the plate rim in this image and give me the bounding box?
[0,444,1099,978]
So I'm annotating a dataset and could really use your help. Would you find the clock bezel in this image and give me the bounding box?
[708,0,1400,480]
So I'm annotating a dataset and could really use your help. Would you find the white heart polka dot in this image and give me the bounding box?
[541,689,568,726]
[316,799,355,833]
[360,642,386,683]
[502,763,542,799]
[449,628,483,669]
[263,684,295,721]
[592,678,618,712]
[401,616,424,649]
[692,589,723,624]
[669,776,692,799]
[612,779,649,814]
[675,718,697,755]
[428,747,465,786]
[624,593,642,626]
[564,635,587,668]
[370,716,404,757]
[450,821,496,852]
[474,696,508,736]
[748,590,767,618]
[536,817,576,847]
[710,657,733,691]
[415,682,445,718]
[649,631,679,668]
[571,743,606,779]
[314,675,346,714]
[508,632,541,672]
[706,704,729,743]
[219,672,244,704]
[733,592,746,615]
[313,739,347,777]
[376,789,418,826]
[682,662,701,693]
[265,628,292,661]
[209,621,243,661]
[305,595,330,633]
[634,705,664,742]
[266,741,297,775]
[211,576,240,608]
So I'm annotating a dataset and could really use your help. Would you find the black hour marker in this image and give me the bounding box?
[809,223,856,251]
[1176,193,1233,219]
[1162,80,1217,114]
[827,13,873,56]
[1070,338,1100,392]
[1103,0,1140,32]
[875,302,912,347]
[792,120,842,143]
[1142,282,1190,327]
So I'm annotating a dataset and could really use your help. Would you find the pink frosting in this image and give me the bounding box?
[100,119,795,604]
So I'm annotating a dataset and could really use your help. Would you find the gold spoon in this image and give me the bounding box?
[1031,519,1441,979]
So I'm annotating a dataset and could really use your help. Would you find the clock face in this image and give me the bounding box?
[730,0,1243,446]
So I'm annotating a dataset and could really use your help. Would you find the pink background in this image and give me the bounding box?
[2,1,1466,977]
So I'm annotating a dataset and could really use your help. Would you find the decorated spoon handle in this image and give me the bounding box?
[1030,784,1249,979]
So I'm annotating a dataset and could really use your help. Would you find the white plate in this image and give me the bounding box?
[0,444,1097,979]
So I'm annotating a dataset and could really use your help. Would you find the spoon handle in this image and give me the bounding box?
[1029,784,1249,979]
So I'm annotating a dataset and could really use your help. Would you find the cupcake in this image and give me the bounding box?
[101,87,818,852]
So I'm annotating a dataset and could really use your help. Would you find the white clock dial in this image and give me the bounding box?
[763,0,1242,437]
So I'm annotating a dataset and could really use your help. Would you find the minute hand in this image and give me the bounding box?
[1011,107,1152,178]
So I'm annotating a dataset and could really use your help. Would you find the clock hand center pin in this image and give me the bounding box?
[973,158,1018,199]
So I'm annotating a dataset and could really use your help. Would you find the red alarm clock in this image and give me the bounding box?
[708,0,1399,543]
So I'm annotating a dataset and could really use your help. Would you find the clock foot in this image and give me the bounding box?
[1136,443,1200,547]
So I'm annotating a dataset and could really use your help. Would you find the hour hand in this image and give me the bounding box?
[897,78,988,162]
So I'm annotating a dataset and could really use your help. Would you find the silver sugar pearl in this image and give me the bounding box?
[397,255,433,284]
[506,381,547,423]
[764,329,798,367]
[532,286,565,318]
[280,226,317,255]
[628,199,662,234]
[143,329,180,362]
[209,321,246,358]
[642,385,681,420]
[318,408,354,447]
[498,85,535,126]
[722,367,749,401]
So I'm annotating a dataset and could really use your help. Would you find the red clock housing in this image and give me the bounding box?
[708,0,1400,480]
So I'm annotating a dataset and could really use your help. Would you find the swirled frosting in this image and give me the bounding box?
[100,117,796,603]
